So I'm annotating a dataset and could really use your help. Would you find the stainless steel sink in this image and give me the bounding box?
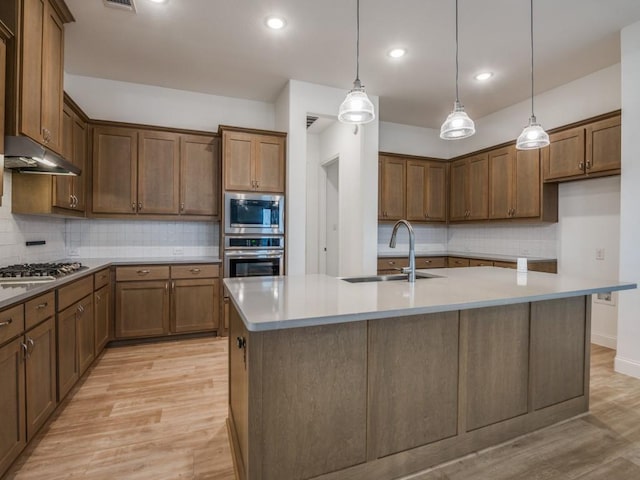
[342,272,441,283]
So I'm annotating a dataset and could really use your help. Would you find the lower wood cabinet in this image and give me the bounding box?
[115,264,220,339]
[77,296,95,376]
[94,284,110,353]
[0,337,26,476]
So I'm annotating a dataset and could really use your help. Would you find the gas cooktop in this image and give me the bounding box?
[0,262,86,284]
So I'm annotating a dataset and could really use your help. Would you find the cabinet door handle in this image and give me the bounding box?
[586,161,592,170]
[137,270,151,276]
[77,305,84,314]
[96,294,101,302]
[180,202,185,212]
[73,195,78,207]
[579,161,585,170]
[189,268,201,274]
[138,202,143,210]
[27,338,35,353]
[36,302,48,310]
[165,282,169,292]
[70,195,74,208]
[21,343,29,359]
[171,281,176,293]
[256,181,260,189]
[132,202,136,211]
[0,318,13,327]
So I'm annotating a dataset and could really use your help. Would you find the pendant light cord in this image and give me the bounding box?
[455,0,459,102]
[530,0,535,118]
[355,0,361,84]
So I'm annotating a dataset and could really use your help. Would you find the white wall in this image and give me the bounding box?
[64,74,275,132]
[0,169,67,265]
[305,133,320,274]
[616,21,640,378]
[558,177,621,348]
[277,80,379,276]
[379,122,452,159]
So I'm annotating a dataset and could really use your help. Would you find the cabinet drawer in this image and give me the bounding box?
[377,257,409,272]
[0,304,25,345]
[57,276,93,312]
[493,261,517,270]
[469,259,495,267]
[447,257,470,268]
[25,292,55,330]
[94,268,111,289]
[116,266,170,282]
[171,264,219,279]
[416,257,446,269]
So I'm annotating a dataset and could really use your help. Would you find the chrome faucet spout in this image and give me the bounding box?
[389,219,416,282]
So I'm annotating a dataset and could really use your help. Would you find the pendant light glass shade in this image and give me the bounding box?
[339,0,375,125]
[516,0,549,150]
[440,0,475,140]
[338,79,375,124]
[516,115,549,150]
[440,101,475,139]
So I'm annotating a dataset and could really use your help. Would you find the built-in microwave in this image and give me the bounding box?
[224,192,284,235]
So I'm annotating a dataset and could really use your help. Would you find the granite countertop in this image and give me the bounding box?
[0,257,221,310]
[224,268,636,332]
[377,251,556,263]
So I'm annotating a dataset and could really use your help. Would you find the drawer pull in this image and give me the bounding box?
[424,260,432,264]
[388,261,395,265]
[0,318,13,327]
[189,268,201,274]
[137,270,151,275]
[36,302,48,310]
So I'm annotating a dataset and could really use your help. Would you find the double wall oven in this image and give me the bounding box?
[223,192,285,278]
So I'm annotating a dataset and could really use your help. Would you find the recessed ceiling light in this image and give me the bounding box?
[474,72,494,81]
[265,16,286,30]
[388,48,407,58]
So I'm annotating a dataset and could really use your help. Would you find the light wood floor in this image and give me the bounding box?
[5,342,640,480]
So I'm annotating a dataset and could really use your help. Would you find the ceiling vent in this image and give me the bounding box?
[306,116,319,129]
[103,0,136,12]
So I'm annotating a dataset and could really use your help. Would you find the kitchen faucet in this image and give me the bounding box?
[389,219,416,282]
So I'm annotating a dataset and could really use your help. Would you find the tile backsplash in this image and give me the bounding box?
[65,219,219,258]
[378,222,557,258]
[0,169,67,265]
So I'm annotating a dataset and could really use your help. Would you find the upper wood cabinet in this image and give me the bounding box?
[92,125,220,219]
[449,153,489,222]
[4,0,73,154]
[0,31,7,204]
[543,114,620,182]
[379,155,406,220]
[406,160,447,222]
[222,128,286,193]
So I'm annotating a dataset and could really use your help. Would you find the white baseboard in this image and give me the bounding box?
[591,332,617,349]
[614,355,640,379]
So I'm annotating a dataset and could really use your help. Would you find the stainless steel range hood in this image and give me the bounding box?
[3,136,80,176]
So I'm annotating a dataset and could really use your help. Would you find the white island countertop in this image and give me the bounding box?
[224,267,637,332]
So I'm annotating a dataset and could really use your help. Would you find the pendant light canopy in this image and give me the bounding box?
[516,0,549,150]
[338,0,375,125]
[440,0,475,140]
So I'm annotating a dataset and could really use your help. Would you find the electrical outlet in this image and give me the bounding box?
[173,247,184,256]
[596,248,605,260]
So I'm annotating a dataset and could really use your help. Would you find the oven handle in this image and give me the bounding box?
[224,251,284,259]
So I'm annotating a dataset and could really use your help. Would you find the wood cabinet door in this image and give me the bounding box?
[254,135,285,193]
[94,285,110,355]
[25,317,56,441]
[171,278,219,333]
[406,160,427,221]
[586,116,621,174]
[180,134,219,216]
[468,153,489,220]
[449,159,467,221]
[0,338,26,476]
[92,126,138,214]
[138,130,180,214]
[53,104,74,209]
[40,0,64,154]
[544,126,585,181]
[224,131,254,191]
[20,0,45,145]
[71,115,87,211]
[425,162,447,221]
[513,149,541,218]
[488,146,514,219]
[115,281,170,339]
[380,156,406,220]
[77,295,94,377]
[57,303,79,401]
[0,36,5,157]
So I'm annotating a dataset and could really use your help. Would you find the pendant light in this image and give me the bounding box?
[440,0,475,140]
[516,0,549,150]
[338,0,375,125]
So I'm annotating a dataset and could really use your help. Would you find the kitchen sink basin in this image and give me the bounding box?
[341,272,442,283]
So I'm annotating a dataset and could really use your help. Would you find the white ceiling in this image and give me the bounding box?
[63,0,640,129]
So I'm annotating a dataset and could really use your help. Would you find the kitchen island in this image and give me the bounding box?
[224,268,636,480]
